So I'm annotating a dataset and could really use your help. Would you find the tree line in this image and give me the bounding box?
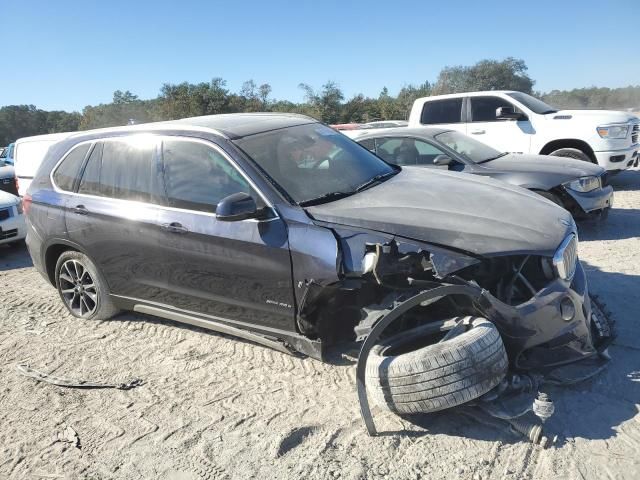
[2,57,639,145]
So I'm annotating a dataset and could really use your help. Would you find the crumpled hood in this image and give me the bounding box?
[546,109,638,124]
[306,168,574,257]
[481,153,604,188]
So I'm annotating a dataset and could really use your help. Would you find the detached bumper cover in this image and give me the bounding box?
[355,262,609,435]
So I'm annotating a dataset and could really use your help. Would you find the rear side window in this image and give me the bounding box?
[470,96,516,122]
[78,137,161,203]
[52,144,91,191]
[162,139,251,213]
[420,99,463,125]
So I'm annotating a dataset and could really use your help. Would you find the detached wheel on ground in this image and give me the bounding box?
[55,250,120,320]
[549,148,593,163]
[366,317,508,414]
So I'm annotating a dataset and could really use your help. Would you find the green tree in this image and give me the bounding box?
[433,57,534,95]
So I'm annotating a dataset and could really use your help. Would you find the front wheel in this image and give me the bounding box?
[366,317,508,414]
[549,148,593,163]
[535,190,564,208]
[55,250,120,320]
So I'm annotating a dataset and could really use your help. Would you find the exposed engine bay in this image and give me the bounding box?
[291,229,613,439]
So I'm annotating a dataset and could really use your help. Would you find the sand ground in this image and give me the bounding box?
[0,170,639,480]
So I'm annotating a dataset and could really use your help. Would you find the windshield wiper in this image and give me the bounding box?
[299,191,356,207]
[478,152,509,164]
[542,109,558,114]
[355,170,397,193]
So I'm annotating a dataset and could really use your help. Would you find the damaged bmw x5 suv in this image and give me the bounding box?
[25,114,611,434]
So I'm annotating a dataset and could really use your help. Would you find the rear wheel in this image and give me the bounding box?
[55,251,120,320]
[366,317,508,414]
[549,148,593,163]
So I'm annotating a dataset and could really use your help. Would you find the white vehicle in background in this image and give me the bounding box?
[359,120,408,129]
[341,120,409,140]
[408,91,640,172]
[14,132,74,196]
[0,190,26,246]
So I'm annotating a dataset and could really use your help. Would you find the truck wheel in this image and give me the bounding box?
[55,250,120,321]
[549,148,593,163]
[366,317,508,414]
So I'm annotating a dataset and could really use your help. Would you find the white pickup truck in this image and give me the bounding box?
[408,91,639,172]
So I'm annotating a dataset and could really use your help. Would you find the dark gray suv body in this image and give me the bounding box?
[25,114,609,373]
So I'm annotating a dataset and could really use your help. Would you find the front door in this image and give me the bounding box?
[156,137,296,332]
[466,96,534,154]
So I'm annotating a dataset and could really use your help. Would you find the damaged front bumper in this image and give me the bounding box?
[563,184,614,218]
[479,260,610,370]
[355,258,612,436]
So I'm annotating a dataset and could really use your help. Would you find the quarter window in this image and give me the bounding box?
[77,137,161,203]
[53,143,91,191]
[420,99,463,125]
[162,139,251,213]
[470,96,517,122]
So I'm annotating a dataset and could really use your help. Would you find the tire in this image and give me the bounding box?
[55,250,120,320]
[549,147,593,163]
[535,190,564,207]
[366,317,508,414]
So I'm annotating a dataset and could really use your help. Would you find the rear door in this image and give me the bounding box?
[156,136,296,332]
[65,136,171,302]
[418,98,465,134]
[467,96,533,154]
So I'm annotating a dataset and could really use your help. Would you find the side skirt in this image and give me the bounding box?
[111,295,324,361]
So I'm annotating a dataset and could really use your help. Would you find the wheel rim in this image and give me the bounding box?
[58,259,98,318]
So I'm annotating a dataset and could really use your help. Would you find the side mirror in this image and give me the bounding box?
[433,154,453,166]
[216,192,258,221]
[496,106,527,121]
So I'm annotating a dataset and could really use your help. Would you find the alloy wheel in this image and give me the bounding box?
[58,259,98,318]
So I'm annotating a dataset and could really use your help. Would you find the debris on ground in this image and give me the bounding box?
[54,425,80,449]
[16,364,143,390]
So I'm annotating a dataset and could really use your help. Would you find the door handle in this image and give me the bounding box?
[73,205,89,215]
[471,129,486,135]
[161,222,188,234]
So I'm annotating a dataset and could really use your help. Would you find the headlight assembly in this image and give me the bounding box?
[15,200,23,215]
[597,124,630,139]
[565,176,600,193]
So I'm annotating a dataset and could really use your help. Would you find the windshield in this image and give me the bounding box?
[507,92,557,114]
[234,123,396,205]
[435,130,504,163]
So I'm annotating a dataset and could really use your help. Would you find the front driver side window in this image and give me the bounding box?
[471,96,519,122]
[162,139,251,213]
[376,137,447,166]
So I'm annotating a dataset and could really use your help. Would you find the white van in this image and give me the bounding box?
[14,132,74,196]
